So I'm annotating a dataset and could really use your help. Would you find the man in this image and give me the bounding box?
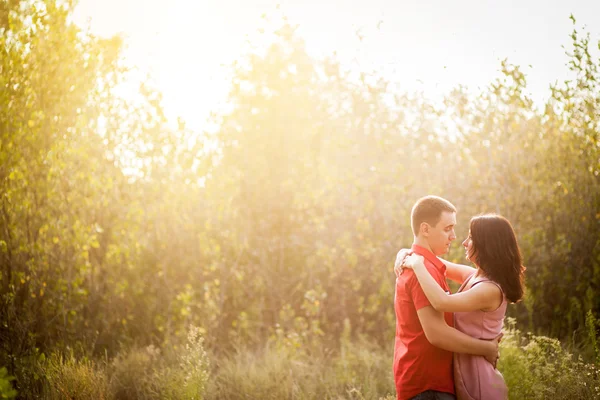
[393,195,501,400]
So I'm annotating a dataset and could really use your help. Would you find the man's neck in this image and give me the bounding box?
[413,236,434,254]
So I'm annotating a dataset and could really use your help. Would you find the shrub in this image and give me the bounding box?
[44,353,108,400]
[108,326,209,400]
[0,367,17,400]
[499,318,600,399]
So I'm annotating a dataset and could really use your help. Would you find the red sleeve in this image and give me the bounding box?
[407,271,432,311]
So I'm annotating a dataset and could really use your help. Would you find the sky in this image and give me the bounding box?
[72,0,600,131]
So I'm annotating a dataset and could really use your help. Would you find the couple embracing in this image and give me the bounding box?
[393,195,525,400]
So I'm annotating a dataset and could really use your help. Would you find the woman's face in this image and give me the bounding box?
[462,232,476,263]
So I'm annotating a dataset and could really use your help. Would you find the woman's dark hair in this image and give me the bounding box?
[469,214,525,303]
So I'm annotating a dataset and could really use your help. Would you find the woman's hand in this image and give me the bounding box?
[403,254,425,270]
[394,249,412,278]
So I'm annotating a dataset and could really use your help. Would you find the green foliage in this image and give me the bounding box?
[586,310,600,366]
[0,367,17,400]
[499,318,600,399]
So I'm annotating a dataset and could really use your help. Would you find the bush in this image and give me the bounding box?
[108,345,157,400]
[44,353,108,400]
[109,326,209,400]
[499,318,600,400]
[0,367,17,400]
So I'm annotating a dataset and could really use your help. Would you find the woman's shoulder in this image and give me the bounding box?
[470,278,505,312]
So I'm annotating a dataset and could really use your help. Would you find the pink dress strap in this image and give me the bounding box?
[470,278,503,293]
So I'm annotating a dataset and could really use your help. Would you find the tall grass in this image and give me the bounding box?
[207,318,395,399]
[207,317,600,399]
[43,326,209,400]
[10,319,600,399]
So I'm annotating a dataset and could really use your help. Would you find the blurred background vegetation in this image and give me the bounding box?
[1,1,599,398]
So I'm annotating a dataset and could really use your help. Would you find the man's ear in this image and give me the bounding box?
[420,222,430,237]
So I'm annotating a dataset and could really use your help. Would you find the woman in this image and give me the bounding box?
[395,214,525,400]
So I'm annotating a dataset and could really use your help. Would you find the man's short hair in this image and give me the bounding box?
[411,195,457,236]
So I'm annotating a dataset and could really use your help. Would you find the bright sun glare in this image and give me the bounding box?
[73,0,257,131]
[72,0,600,133]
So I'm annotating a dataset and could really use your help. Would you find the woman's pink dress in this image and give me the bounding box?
[453,273,508,400]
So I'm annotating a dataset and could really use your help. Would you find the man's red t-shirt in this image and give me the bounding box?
[393,244,455,400]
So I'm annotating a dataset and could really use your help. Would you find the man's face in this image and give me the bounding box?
[425,211,457,255]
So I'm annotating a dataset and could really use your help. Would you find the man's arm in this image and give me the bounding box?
[437,257,476,284]
[417,306,500,365]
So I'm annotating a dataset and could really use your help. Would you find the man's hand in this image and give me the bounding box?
[394,248,413,278]
[483,332,504,369]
